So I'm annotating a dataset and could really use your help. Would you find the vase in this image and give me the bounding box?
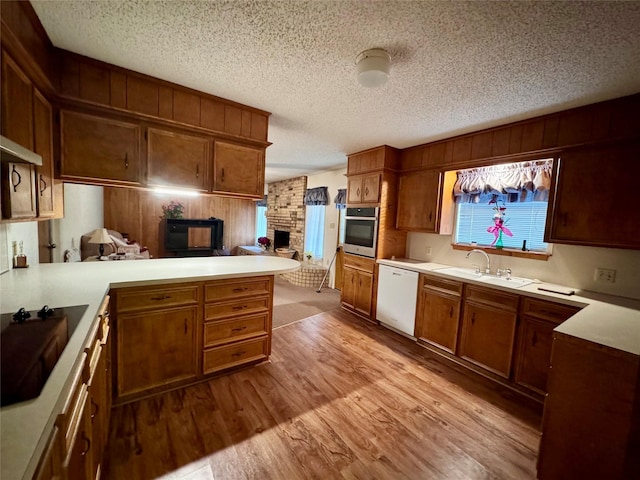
[495,231,504,249]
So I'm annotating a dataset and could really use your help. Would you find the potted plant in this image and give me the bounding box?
[160,201,185,219]
[257,236,271,251]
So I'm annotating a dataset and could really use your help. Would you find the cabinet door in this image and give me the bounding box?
[514,316,555,394]
[397,171,441,231]
[1,51,33,149]
[347,176,364,204]
[1,162,37,219]
[416,289,461,354]
[459,302,517,378]
[60,110,141,185]
[213,141,264,198]
[88,343,108,479]
[546,143,640,248]
[147,127,210,191]
[361,174,381,203]
[354,271,374,316]
[63,389,92,480]
[117,306,198,396]
[33,89,56,217]
[341,267,357,308]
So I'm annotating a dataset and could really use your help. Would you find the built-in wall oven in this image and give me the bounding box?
[343,207,379,258]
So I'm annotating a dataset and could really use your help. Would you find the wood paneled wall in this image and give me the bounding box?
[104,188,257,258]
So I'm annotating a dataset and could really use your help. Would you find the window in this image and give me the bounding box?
[455,198,549,251]
[452,159,553,253]
[256,205,267,241]
[304,205,325,259]
[338,208,346,245]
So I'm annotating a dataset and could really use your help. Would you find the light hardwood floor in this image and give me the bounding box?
[105,308,542,479]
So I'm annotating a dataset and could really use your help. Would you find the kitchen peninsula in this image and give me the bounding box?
[0,256,299,480]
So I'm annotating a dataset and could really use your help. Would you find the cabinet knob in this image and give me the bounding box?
[124,153,129,169]
[80,432,91,456]
[11,165,22,192]
[91,398,99,420]
[471,312,476,325]
[184,318,188,334]
[532,331,538,347]
[196,164,199,178]
[449,306,453,317]
[221,167,225,182]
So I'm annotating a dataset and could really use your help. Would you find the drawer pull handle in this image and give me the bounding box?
[232,351,246,357]
[449,306,453,318]
[471,313,476,325]
[196,164,199,178]
[11,165,21,192]
[184,319,188,334]
[232,305,247,311]
[91,398,99,420]
[39,174,47,195]
[124,153,129,169]
[232,287,248,293]
[532,331,538,347]
[81,433,91,456]
[221,167,225,182]
[232,326,247,332]
[150,295,171,301]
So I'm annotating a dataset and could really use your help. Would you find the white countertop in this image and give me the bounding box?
[0,256,300,480]
[378,258,640,356]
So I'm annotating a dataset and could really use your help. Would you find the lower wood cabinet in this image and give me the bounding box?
[341,254,375,319]
[459,285,519,378]
[415,274,462,354]
[116,304,199,397]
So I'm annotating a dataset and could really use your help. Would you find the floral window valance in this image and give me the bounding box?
[304,186,329,206]
[255,195,267,207]
[453,159,553,203]
[334,188,347,209]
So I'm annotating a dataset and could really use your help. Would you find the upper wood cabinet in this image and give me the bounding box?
[213,141,265,198]
[545,142,640,249]
[396,171,441,231]
[147,127,210,191]
[1,51,34,150]
[1,162,37,219]
[33,89,57,218]
[60,110,141,186]
[347,173,381,205]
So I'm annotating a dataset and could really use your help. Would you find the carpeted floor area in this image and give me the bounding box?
[272,275,341,328]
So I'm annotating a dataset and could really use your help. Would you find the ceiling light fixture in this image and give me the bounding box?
[355,48,390,88]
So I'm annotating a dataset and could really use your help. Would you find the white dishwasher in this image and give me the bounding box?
[376,264,419,337]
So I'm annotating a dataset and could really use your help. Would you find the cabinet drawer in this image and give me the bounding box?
[115,283,199,312]
[204,314,269,348]
[422,274,463,296]
[203,337,269,374]
[55,362,88,455]
[344,254,375,273]
[464,285,519,312]
[204,296,270,322]
[204,277,271,302]
[521,298,580,324]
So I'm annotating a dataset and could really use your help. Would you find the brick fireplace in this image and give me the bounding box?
[266,176,307,260]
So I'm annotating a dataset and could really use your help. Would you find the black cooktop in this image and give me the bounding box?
[1,304,88,407]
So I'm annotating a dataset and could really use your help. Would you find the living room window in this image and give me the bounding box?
[304,187,329,260]
[255,196,267,241]
[452,159,553,253]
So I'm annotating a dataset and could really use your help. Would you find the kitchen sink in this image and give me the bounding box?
[433,267,534,288]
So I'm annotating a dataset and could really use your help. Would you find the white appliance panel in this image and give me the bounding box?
[376,264,419,336]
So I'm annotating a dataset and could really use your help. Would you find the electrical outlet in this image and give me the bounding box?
[595,267,616,284]
[425,246,432,256]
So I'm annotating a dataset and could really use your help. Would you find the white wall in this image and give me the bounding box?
[51,184,104,262]
[407,232,640,300]
[306,167,347,288]
[2,221,39,269]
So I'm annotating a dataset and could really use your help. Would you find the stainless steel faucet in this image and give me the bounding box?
[466,249,491,274]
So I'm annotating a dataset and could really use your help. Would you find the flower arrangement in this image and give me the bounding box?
[304,251,313,262]
[487,199,513,249]
[160,201,185,219]
[257,236,271,250]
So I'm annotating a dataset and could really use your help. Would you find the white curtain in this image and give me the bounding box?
[304,205,325,259]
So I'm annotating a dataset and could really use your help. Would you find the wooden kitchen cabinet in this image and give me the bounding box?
[514,298,580,395]
[62,387,92,480]
[34,426,62,480]
[202,276,273,374]
[545,142,640,249]
[415,274,462,354]
[60,110,141,186]
[341,254,375,319]
[459,285,519,378]
[1,51,34,150]
[396,171,441,231]
[33,89,58,218]
[147,127,210,191]
[347,173,381,204]
[114,283,200,398]
[1,161,37,219]
[213,141,265,198]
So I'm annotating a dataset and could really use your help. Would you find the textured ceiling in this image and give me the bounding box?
[31,0,640,183]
